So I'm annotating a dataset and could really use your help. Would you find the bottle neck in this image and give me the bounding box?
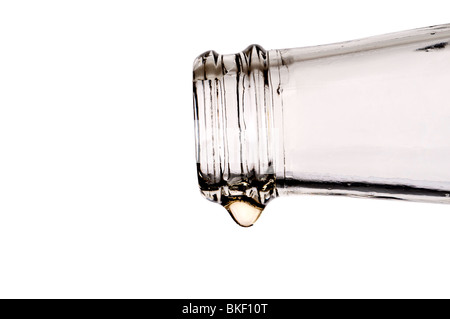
[193,24,450,216]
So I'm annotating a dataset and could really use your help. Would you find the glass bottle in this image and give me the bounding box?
[193,24,450,227]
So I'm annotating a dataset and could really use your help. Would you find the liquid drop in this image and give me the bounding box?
[224,200,264,227]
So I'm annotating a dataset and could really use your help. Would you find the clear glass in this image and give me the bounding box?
[193,24,450,226]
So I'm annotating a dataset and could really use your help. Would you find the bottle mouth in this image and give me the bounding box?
[192,45,280,209]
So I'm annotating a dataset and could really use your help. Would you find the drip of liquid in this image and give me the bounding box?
[224,200,265,227]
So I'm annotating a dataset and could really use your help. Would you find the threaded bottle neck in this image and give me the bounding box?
[193,45,283,207]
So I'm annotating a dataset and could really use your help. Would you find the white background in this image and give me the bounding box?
[1,0,450,298]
